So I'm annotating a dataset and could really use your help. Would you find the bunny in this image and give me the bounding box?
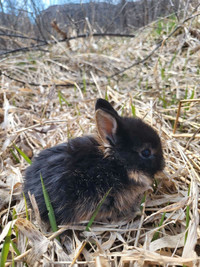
[24,99,164,225]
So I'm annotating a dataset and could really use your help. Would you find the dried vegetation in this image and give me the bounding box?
[0,7,200,267]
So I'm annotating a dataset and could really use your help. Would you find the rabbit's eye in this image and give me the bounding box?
[140,148,151,158]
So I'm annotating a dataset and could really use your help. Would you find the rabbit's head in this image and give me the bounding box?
[95,99,165,181]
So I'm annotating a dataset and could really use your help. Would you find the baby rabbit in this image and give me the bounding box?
[24,99,164,225]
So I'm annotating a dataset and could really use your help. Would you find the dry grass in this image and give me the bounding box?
[0,10,200,267]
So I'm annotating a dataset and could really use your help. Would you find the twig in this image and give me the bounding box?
[108,39,165,79]
[70,241,87,267]
[5,249,31,267]
[0,33,46,43]
[0,33,135,57]
[173,99,200,134]
[185,127,200,150]
[0,71,90,87]
[0,42,49,55]
[172,133,200,138]
[0,71,44,86]
[173,101,182,134]
[51,19,71,49]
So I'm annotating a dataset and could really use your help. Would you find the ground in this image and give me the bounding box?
[0,10,200,267]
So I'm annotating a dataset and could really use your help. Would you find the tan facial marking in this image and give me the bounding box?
[127,170,152,186]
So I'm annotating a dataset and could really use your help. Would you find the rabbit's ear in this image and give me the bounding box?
[95,109,117,146]
[95,99,119,117]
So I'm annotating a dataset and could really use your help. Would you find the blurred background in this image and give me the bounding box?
[1,0,198,54]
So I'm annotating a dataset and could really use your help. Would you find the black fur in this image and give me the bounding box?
[24,99,164,225]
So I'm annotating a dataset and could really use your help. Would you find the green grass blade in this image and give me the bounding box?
[11,240,20,256]
[184,87,188,100]
[85,187,112,232]
[23,193,29,220]
[185,183,191,244]
[0,227,12,267]
[70,188,112,265]
[153,178,158,193]
[12,209,19,240]
[13,145,32,165]
[105,90,108,101]
[131,103,136,117]
[82,73,86,93]
[190,88,195,99]
[12,208,17,220]
[161,67,165,80]
[12,255,15,267]
[152,212,166,241]
[168,51,177,70]
[40,173,59,241]
[140,193,146,211]
[10,149,20,163]
[120,104,125,116]
[58,91,70,106]
[184,205,190,244]
[58,90,63,107]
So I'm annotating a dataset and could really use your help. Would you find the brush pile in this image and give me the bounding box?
[0,6,200,267]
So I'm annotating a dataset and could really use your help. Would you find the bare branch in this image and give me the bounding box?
[0,33,135,56]
[0,33,45,42]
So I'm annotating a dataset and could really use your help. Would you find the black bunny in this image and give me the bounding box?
[24,99,164,224]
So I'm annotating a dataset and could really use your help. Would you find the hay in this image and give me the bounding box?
[0,9,200,267]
